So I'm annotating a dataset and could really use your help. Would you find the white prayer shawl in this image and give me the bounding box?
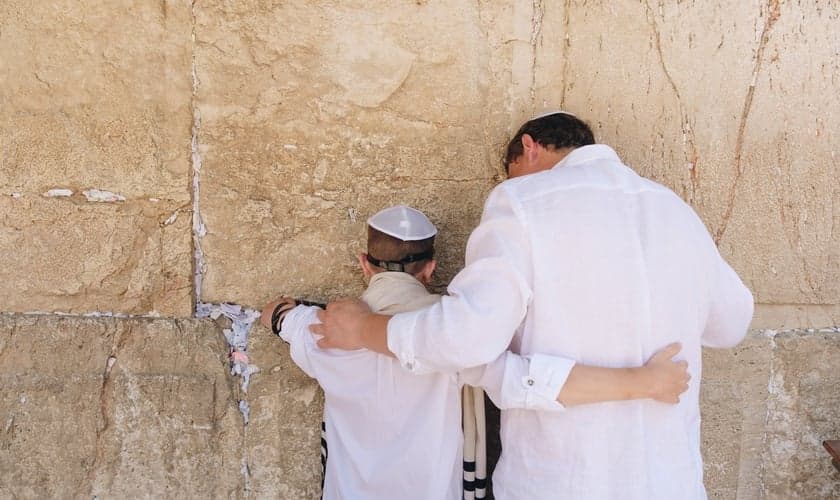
[281,272,461,500]
[461,385,487,500]
[388,145,755,500]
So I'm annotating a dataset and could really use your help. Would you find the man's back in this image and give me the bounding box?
[490,145,752,499]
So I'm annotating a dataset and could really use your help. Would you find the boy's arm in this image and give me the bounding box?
[261,297,323,378]
[459,343,689,411]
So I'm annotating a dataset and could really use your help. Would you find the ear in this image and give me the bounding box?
[414,260,436,286]
[521,133,540,165]
[358,252,374,278]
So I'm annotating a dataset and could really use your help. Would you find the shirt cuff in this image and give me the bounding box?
[522,353,576,411]
[278,305,314,343]
[386,311,430,374]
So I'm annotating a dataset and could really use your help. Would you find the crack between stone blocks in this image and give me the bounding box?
[188,1,251,493]
[528,0,545,106]
[19,310,162,319]
[643,0,699,203]
[472,0,505,181]
[190,0,206,310]
[714,0,781,245]
[774,167,823,303]
[79,322,130,498]
[0,320,16,371]
[559,0,571,108]
[757,328,781,498]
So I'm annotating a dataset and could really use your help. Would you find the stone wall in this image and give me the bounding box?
[1,0,837,498]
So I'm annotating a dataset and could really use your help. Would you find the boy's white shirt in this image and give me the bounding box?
[279,271,576,500]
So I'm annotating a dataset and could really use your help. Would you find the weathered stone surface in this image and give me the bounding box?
[752,304,840,330]
[700,330,840,498]
[0,314,244,499]
[701,333,773,499]
[764,331,840,498]
[0,197,193,316]
[0,0,193,201]
[541,0,839,312]
[0,0,195,315]
[245,323,324,499]
[193,0,519,307]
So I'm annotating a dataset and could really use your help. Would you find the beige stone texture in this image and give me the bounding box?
[0,314,244,498]
[763,331,840,498]
[701,333,774,498]
[534,0,839,319]
[245,324,324,499]
[193,0,521,307]
[0,196,193,316]
[700,330,840,499]
[1,0,839,498]
[0,0,194,315]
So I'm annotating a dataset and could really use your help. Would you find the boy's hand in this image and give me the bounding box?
[260,296,297,332]
[642,342,690,403]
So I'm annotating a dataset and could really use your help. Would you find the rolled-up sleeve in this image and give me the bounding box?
[458,351,575,412]
[387,185,533,374]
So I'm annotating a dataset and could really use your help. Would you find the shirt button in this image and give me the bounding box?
[406,362,415,371]
[526,377,535,386]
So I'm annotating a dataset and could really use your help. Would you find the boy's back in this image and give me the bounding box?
[280,271,461,500]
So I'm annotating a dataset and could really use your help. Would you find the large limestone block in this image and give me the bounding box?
[245,324,324,499]
[0,0,195,315]
[0,314,244,499]
[0,197,193,316]
[727,1,840,307]
[194,0,519,306]
[545,1,839,312]
[764,331,840,498]
[0,0,193,201]
[700,330,840,498]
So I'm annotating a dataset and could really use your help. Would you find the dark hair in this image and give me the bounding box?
[503,113,595,173]
[367,226,435,275]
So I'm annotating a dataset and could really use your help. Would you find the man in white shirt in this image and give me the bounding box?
[264,204,690,500]
[311,112,754,499]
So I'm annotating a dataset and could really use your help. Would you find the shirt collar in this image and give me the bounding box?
[553,144,621,170]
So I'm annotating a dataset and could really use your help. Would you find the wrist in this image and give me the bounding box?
[631,366,654,400]
[361,313,394,356]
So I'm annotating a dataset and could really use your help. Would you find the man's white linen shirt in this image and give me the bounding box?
[388,144,755,500]
[280,272,575,500]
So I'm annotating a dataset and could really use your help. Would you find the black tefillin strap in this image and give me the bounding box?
[271,299,326,335]
[365,249,435,273]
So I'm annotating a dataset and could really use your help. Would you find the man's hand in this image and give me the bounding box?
[309,298,374,350]
[260,296,297,332]
[642,342,690,403]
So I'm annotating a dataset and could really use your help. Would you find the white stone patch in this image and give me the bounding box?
[10,192,21,198]
[43,188,73,197]
[82,189,126,202]
[292,385,319,406]
[283,144,298,150]
[163,211,179,226]
[239,400,251,425]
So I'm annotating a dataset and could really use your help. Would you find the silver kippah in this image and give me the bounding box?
[367,205,437,241]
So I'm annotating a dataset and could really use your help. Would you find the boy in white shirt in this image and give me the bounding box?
[261,205,688,500]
